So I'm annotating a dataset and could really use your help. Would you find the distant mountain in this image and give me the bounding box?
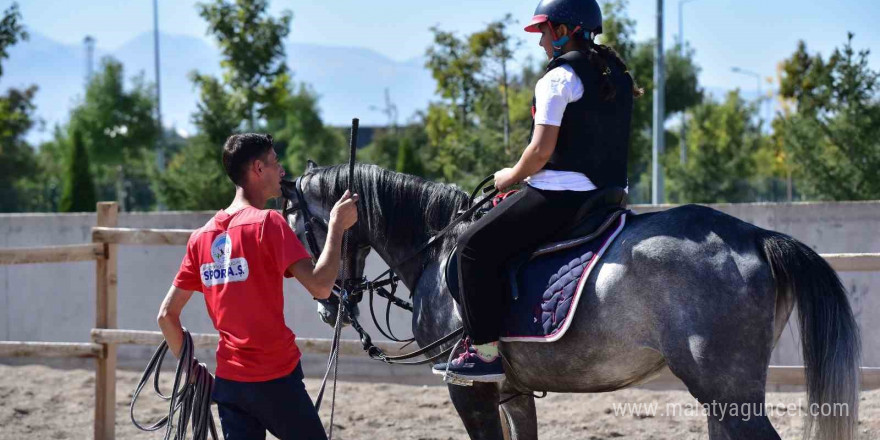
[0,32,436,143]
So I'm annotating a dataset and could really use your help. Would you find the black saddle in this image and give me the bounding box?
[445,187,628,303]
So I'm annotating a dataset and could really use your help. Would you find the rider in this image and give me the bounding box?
[157,133,358,439]
[433,0,641,382]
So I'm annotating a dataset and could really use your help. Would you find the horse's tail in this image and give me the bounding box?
[759,232,860,440]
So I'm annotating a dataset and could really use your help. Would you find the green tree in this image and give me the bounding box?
[469,14,521,155]
[423,20,529,187]
[776,33,880,200]
[59,129,97,212]
[0,3,41,212]
[195,0,292,129]
[266,79,345,174]
[159,1,330,209]
[157,137,232,210]
[69,57,158,210]
[666,91,764,203]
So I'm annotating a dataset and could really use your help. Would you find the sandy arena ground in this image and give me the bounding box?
[0,363,878,439]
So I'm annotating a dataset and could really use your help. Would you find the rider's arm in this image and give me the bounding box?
[510,124,561,181]
[157,285,194,357]
[285,191,360,300]
[508,65,577,183]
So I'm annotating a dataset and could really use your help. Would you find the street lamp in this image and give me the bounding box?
[677,0,702,165]
[731,66,762,114]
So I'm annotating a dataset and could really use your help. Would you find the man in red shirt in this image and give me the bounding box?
[157,133,357,439]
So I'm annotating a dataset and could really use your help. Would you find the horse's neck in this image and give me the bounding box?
[366,225,461,293]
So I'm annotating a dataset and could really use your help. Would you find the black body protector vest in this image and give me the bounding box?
[530,50,633,189]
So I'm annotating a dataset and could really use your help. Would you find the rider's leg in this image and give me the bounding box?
[436,186,593,381]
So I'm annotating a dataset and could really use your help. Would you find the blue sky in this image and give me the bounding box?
[3,0,879,97]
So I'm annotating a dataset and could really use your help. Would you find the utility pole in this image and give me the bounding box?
[153,0,165,210]
[84,35,95,85]
[652,0,666,205]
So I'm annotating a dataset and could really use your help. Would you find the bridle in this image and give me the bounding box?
[280,173,500,365]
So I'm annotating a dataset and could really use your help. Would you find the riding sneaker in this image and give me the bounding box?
[432,341,505,383]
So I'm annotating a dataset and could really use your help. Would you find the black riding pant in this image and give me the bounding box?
[457,185,595,345]
[212,362,327,440]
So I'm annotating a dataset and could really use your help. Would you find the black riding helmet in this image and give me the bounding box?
[524,0,603,56]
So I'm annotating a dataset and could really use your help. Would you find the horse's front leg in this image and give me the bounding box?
[447,382,504,440]
[499,392,537,440]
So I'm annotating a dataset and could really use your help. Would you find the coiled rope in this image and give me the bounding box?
[130,327,218,440]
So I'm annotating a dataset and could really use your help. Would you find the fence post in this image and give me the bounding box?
[94,202,118,440]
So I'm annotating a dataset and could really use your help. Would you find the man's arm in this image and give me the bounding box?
[157,285,194,357]
[288,191,359,300]
[289,226,343,300]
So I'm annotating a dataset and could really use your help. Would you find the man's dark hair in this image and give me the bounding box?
[222,133,275,186]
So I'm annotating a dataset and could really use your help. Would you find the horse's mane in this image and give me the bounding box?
[307,163,468,254]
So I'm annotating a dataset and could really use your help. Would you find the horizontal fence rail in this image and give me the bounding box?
[0,341,103,358]
[92,227,191,246]
[90,329,405,357]
[0,243,104,265]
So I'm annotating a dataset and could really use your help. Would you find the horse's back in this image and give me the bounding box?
[502,204,779,392]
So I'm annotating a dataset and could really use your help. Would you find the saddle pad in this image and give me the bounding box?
[500,213,626,342]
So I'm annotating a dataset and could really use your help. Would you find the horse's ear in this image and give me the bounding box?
[306,159,318,172]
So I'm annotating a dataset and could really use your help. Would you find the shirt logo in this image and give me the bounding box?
[201,232,249,287]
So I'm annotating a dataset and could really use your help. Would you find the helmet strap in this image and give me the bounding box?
[549,22,583,58]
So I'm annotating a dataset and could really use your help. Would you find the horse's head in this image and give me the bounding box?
[281,160,369,328]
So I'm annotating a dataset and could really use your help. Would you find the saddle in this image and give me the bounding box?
[445,186,628,304]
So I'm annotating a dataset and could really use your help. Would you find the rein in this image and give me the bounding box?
[282,172,500,365]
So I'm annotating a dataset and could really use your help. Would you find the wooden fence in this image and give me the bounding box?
[0,201,879,439]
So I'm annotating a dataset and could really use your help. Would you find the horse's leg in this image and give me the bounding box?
[662,302,782,440]
[447,383,505,440]
[498,393,537,440]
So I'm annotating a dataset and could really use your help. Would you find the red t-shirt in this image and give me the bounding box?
[172,206,311,382]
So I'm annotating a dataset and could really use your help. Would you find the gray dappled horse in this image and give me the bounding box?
[283,163,860,440]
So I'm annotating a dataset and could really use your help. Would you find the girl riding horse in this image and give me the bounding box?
[433,0,643,382]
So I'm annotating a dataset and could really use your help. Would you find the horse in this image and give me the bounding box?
[282,162,860,440]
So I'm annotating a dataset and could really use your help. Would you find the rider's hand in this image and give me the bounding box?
[329,190,359,231]
[494,168,519,192]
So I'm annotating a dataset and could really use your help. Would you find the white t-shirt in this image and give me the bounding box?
[525,64,597,192]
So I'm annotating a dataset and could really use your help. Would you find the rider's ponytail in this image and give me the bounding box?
[571,29,645,101]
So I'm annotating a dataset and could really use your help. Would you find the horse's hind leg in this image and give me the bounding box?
[447,383,505,440]
[499,393,537,440]
[662,313,782,439]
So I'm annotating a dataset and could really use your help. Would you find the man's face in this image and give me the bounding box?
[257,149,286,198]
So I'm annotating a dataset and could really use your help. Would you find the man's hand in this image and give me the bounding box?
[329,190,359,231]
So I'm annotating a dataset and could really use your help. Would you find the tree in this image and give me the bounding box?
[0,2,40,212]
[159,1,335,208]
[776,33,880,200]
[469,14,521,154]
[157,136,232,210]
[195,0,292,129]
[426,28,484,127]
[265,79,345,174]
[59,129,96,212]
[69,57,158,210]
[666,91,764,203]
